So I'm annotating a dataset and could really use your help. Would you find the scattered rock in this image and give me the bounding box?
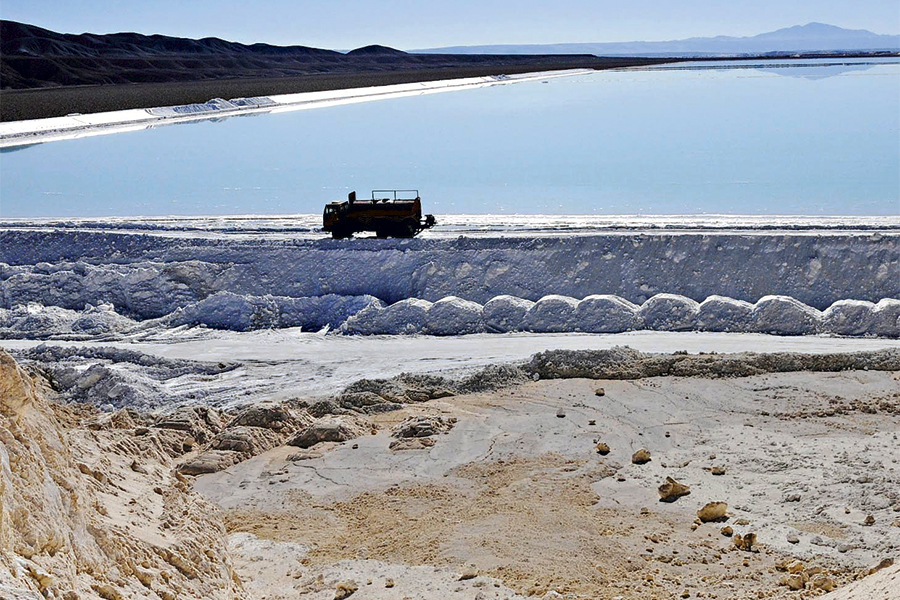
[783,493,801,503]
[786,533,799,544]
[786,561,805,574]
[384,578,395,588]
[391,415,457,438]
[556,408,566,418]
[810,576,835,592]
[588,419,596,426]
[596,442,611,455]
[710,466,726,476]
[720,526,733,537]
[658,477,691,502]
[177,450,240,475]
[594,388,605,396]
[287,448,326,461]
[389,437,437,451]
[838,544,853,553]
[210,426,281,455]
[697,502,728,523]
[632,449,651,465]
[152,406,223,444]
[227,403,312,431]
[287,416,369,449]
[733,532,756,552]
[863,514,875,526]
[459,564,478,581]
[334,580,359,599]
[780,573,808,590]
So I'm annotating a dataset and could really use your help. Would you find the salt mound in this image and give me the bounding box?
[276,294,381,330]
[340,303,386,335]
[0,302,137,338]
[342,298,432,335]
[425,296,485,335]
[638,294,699,331]
[752,295,821,335]
[169,292,380,332]
[574,294,638,333]
[871,298,900,338]
[523,295,579,332]
[4,303,83,333]
[822,300,876,336]
[697,295,753,332]
[172,291,280,331]
[483,295,534,332]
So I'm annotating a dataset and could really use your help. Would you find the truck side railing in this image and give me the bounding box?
[371,189,419,201]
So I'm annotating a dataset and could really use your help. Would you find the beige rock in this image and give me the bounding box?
[733,532,757,552]
[720,526,733,537]
[596,442,611,455]
[786,561,805,574]
[152,405,224,444]
[459,563,478,581]
[710,466,726,476]
[334,580,359,599]
[658,477,691,502]
[210,426,282,455]
[780,573,808,590]
[810,575,835,592]
[287,415,369,449]
[632,448,652,465]
[863,514,875,526]
[867,557,894,575]
[697,502,728,522]
[389,437,437,451]
[594,388,605,396]
[227,403,313,432]
[177,450,241,475]
[391,415,457,438]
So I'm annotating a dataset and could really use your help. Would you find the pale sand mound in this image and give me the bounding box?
[0,350,245,600]
[822,561,899,599]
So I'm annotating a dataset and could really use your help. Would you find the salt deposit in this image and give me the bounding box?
[423,296,484,335]
[0,227,897,338]
[522,294,579,332]
[573,294,639,333]
[697,295,754,332]
[822,299,877,336]
[753,295,823,335]
[482,295,534,332]
[637,293,700,331]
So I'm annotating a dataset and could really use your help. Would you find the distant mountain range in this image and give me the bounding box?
[413,23,900,56]
[0,20,615,91]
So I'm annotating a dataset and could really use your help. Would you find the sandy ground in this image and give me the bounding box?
[196,369,900,599]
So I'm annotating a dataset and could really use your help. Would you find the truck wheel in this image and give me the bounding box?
[400,220,419,238]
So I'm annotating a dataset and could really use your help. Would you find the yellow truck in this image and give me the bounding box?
[323,189,436,239]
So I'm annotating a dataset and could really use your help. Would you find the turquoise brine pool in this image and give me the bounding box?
[1,58,898,217]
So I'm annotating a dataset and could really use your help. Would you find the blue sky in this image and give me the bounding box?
[2,1,898,49]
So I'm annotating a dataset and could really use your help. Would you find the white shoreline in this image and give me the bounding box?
[0,69,591,148]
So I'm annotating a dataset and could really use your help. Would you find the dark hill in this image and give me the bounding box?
[345,45,408,57]
[0,20,672,121]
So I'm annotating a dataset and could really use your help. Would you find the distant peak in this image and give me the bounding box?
[345,44,407,56]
